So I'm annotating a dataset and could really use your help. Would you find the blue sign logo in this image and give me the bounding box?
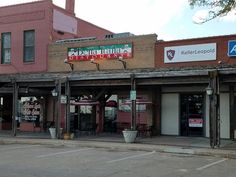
[228,40,236,57]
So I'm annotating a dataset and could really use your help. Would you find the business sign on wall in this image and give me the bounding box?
[164,43,216,63]
[67,43,132,61]
[228,40,236,57]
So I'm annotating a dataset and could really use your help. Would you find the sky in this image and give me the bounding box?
[1,0,236,41]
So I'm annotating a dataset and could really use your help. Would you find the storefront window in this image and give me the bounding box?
[118,97,147,112]
[80,105,92,114]
[19,97,41,122]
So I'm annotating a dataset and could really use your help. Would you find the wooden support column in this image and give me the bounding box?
[208,70,220,148]
[65,78,70,134]
[12,80,18,136]
[130,74,136,130]
[57,79,62,139]
[54,79,62,139]
[229,86,235,139]
[98,96,105,133]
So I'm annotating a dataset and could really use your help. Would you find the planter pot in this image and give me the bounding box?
[122,130,138,143]
[63,133,70,140]
[49,128,56,139]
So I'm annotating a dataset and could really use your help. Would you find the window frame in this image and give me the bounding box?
[23,30,35,62]
[1,32,11,64]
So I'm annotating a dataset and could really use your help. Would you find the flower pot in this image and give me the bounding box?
[63,133,70,140]
[122,130,138,143]
[49,128,56,139]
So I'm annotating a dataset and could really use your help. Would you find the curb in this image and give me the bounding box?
[1,137,236,159]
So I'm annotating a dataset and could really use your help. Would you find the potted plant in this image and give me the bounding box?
[122,128,138,143]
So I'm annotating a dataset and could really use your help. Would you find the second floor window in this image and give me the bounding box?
[1,32,11,64]
[24,30,35,62]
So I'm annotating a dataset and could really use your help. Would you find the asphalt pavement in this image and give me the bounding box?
[0,132,236,159]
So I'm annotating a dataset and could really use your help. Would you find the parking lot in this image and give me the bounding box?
[0,143,236,177]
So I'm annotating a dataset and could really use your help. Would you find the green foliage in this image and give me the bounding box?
[189,0,236,23]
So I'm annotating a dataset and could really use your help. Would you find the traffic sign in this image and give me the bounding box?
[228,40,236,57]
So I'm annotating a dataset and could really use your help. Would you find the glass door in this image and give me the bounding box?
[180,94,204,136]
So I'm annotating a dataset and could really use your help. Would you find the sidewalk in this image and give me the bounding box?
[0,132,236,159]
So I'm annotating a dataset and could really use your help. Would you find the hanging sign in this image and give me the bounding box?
[130,90,136,101]
[60,95,67,104]
[67,43,132,61]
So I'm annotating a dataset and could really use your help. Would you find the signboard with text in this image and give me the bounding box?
[164,43,216,63]
[21,101,40,121]
[228,40,236,57]
[67,43,132,61]
[189,118,203,128]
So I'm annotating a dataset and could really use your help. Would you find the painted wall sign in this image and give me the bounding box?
[228,40,236,57]
[164,43,216,63]
[68,43,132,61]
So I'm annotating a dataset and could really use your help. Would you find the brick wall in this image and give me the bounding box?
[48,34,157,72]
[155,34,236,68]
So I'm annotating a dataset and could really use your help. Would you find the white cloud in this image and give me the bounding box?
[192,9,210,24]
[193,7,236,24]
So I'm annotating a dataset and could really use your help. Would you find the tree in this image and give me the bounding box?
[189,0,236,23]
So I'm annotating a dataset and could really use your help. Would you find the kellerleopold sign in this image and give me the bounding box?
[228,40,236,57]
[164,43,216,63]
[67,43,132,61]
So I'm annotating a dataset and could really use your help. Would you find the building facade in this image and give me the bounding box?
[0,1,236,146]
[0,0,112,134]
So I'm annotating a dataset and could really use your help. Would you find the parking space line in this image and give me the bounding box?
[0,145,40,151]
[196,158,227,171]
[36,148,93,158]
[106,151,156,163]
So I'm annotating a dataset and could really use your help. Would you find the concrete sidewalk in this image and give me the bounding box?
[0,133,236,159]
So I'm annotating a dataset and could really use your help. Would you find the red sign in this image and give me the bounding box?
[189,118,203,127]
[67,43,132,61]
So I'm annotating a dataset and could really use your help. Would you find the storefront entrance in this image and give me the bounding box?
[180,94,204,137]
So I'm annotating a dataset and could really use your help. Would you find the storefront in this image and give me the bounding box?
[1,33,236,145]
[156,34,236,144]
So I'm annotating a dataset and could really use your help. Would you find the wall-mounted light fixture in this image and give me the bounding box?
[117,56,127,69]
[206,84,213,96]
[64,58,74,71]
[90,59,100,70]
[51,89,58,97]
